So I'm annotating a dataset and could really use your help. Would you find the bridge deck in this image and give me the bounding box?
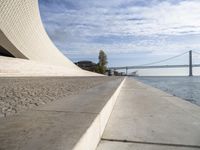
[109,64,200,70]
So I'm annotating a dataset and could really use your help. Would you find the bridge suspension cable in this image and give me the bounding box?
[139,51,189,66]
[193,50,200,55]
[109,50,200,77]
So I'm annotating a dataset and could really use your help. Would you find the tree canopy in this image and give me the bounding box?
[96,50,108,74]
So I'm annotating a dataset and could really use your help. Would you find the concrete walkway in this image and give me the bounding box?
[97,77,200,150]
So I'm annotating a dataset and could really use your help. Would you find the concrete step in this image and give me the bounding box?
[0,77,125,150]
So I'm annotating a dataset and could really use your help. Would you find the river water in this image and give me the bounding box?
[135,76,200,106]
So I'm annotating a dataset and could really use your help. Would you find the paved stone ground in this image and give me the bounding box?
[0,77,120,117]
[97,78,200,150]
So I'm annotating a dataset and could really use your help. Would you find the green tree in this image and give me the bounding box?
[96,50,108,74]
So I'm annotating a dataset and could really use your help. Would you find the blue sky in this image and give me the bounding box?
[39,0,200,67]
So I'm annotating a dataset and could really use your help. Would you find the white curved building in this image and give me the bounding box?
[0,0,99,76]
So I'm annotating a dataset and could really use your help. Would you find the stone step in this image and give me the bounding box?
[0,77,125,150]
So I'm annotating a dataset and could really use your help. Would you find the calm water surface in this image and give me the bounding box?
[135,76,200,106]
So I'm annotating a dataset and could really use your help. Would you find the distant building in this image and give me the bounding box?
[114,70,122,76]
[106,69,125,76]
[75,61,97,72]
[105,69,113,76]
[130,71,138,76]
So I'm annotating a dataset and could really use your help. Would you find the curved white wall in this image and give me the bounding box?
[0,0,85,72]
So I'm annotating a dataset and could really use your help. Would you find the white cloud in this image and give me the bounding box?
[40,0,200,63]
[46,0,200,36]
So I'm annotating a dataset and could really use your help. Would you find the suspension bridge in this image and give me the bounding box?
[109,50,200,76]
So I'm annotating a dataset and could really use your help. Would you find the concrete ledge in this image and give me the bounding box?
[0,77,125,150]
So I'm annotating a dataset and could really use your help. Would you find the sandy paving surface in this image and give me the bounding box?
[0,77,121,117]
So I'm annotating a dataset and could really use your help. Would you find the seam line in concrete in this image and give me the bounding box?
[35,109,98,115]
[101,138,200,149]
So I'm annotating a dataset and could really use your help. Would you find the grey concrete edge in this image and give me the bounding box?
[73,77,126,150]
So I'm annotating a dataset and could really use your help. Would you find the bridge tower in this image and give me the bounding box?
[189,50,193,76]
[125,67,128,76]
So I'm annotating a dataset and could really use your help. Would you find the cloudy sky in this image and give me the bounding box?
[39,0,200,67]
